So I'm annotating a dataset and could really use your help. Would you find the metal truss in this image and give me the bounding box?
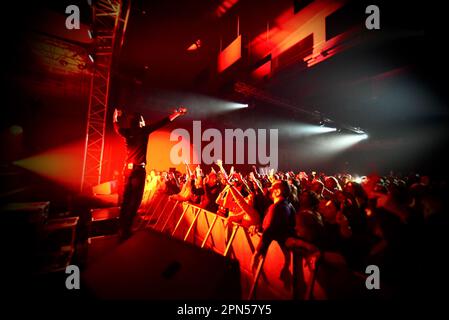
[81,0,131,193]
[234,81,366,134]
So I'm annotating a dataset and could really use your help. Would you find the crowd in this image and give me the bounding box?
[141,163,448,298]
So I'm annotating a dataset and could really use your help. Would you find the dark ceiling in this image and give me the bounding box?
[115,0,448,128]
[2,0,448,174]
[116,0,294,88]
[110,0,449,173]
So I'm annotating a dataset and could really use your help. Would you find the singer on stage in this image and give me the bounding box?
[113,107,187,241]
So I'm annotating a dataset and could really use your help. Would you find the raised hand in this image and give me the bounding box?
[113,108,123,122]
[175,106,187,115]
[196,165,202,177]
[169,106,188,121]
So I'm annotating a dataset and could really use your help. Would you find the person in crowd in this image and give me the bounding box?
[251,180,296,276]
[199,170,223,213]
[139,164,447,298]
[318,198,352,253]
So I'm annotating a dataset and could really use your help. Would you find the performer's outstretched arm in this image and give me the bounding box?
[143,107,187,135]
[142,116,170,135]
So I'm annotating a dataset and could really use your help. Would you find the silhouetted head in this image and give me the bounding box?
[269,180,291,201]
[299,190,320,210]
[325,176,341,191]
[207,172,218,186]
[318,198,340,222]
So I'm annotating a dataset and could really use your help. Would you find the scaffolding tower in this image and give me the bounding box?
[81,0,131,193]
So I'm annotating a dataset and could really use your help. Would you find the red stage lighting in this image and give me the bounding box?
[218,35,241,73]
[13,140,84,190]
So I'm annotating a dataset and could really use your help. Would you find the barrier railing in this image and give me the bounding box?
[138,191,299,300]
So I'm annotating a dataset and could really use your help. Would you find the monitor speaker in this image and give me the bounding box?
[83,229,241,299]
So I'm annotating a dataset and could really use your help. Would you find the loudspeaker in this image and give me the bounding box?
[0,202,50,273]
[83,230,241,299]
[90,207,120,237]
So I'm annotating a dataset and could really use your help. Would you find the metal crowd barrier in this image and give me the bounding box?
[138,191,320,300]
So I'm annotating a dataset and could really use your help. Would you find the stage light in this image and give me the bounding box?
[13,140,84,190]
[88,29,94,39]
[144,92,252,118]
[353,127,366,134]
[315,126,336,133]
[299,133,368,159]
[228,102,248,110]
[326,133,368,152]
[88,54,94,63]
[339,133,366,145]
[287,130,370,167]
[293,124,336,135]
[316,113,333,128]
[353,176,362,184]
